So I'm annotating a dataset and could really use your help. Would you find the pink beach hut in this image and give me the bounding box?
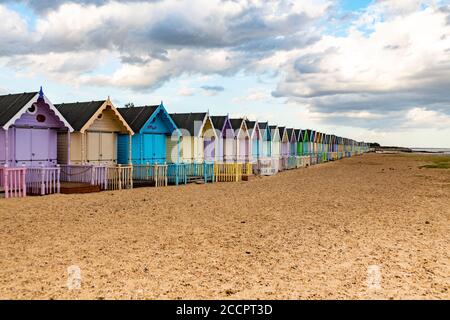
[230,118,250,163]
[0,88,73,198]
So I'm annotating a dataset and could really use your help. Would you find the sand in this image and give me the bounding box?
[0,153,449,300]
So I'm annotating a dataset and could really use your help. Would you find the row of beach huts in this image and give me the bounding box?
[0,88,370,198]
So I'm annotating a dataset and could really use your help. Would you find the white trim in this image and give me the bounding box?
[79,99,134,135]
[196,113,218,139]
[250,121,262,141]
[3,93,74,132]
[270,126,280,142]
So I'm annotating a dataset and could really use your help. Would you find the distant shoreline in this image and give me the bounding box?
[374,147,450,154]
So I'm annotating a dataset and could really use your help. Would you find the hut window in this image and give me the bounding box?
[36,114,46,123]
[27,104,37,114]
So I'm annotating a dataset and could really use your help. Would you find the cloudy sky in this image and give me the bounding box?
[0,0,449,147]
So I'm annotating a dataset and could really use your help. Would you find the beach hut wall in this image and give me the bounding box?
[170,112,218,164]
[56,98,133,166]
[245,120,262,163]
[211,115,235,163]
[0,88,73,197]
[117,103,181,186]
[230,118,250,163]
[259,122,271,159]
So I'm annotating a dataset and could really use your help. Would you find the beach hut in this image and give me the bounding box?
[254,122,275,175]
[210,115,235,163]
[211,116,252,182]
[294,129,306,168]
[286,128,297,169]
[0,88,73,198]
[295,129,302,157]
[329,135,336,161]
[320,132,327,163]
[56,97,134,191]
[246,120,262,163]
[328,135,334,160]
[317,132,324,163]
[230,118,250,163]
[170,112,216,183]
[310,130,318,165]
[338,136,344,159]
[269,125,281,171]
[325,133,329,161]
[302,129,310,157]
[259,122,271,159]
[117,103,182,186]
[280,127,289,158]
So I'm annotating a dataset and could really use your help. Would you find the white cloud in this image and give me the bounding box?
[232,88,272,103]
[405,107,450,128]
[177,86,196,97]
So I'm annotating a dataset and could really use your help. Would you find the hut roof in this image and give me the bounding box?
[245,120,256,129]
[210,116,227,132]
[230,118,244,131]
[56,100,106,131]
[278,126,286,138]
[286,128,295,141]
[0,92,38,127]
[294,129,301,140]
[170,112,207,136]
[258,122,268,130]
[117,105,159,133]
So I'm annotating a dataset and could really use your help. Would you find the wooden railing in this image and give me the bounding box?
[60,165,108,190]
[300,155,311,167]
[26,167,61,196]
[167,164,188,185]
[184,163,215,183]
[214,162,252,182]
[105,165,133,190]
[310,154,319,165]
[0,167,27,198]
[287,156,297,170]
[271,157,281,173]
[133,164,168,187]
[329,152,338,161]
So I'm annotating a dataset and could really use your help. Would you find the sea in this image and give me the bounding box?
[410,148,450,154]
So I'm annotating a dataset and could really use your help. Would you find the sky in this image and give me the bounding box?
[0,0,449,147]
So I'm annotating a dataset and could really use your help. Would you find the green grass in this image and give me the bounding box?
[398,154,450,169]
[409,155,450,169]
[421,162,450,169]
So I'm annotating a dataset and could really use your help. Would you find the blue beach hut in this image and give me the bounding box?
[117,103,183,186]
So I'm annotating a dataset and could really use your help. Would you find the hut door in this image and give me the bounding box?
[87,132,101,163]
[153,134,166,164]
[15,128,32,166]
[31,129,52,166]
[143,134,154,163]
[100,132,115,163]
[204,137,215,162]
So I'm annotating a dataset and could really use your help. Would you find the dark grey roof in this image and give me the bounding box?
[230,118,244,131]
[294,129,301,141]
[210,116,227,132]
[117,105,159,133]
[245,120,256,129]
[286,128,295,141]
[55,100,105,131]
[170,112,207,136]
[0,92,38,127]
[269,125,278,139]
[258,122,268,130]
[278,126,286,139]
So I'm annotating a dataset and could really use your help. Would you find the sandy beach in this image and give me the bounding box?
[0,153,449,300]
